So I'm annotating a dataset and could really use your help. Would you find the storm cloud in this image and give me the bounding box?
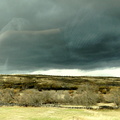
[0,0,120,75]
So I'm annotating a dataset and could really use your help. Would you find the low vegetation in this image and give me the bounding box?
[0,83,119,108]
[0,75,120,108]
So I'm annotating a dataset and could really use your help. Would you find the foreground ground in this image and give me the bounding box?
[0,106,120,120]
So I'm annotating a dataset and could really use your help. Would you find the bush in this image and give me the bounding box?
[105,89,120,107]
[77,83,98,94]
[0,88,15,105]
[64,91,73,104]
[16,90,62,106]
[16,89,42,106]
[40,90,58,104]
[73,91,99,106]
[73,83,100,106]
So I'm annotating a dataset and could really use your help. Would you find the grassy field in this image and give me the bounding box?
[0,106,119,120]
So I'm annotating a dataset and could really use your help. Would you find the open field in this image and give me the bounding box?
[0,106,120,120]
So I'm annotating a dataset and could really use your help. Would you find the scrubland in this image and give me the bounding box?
[0,75,120,108]
[0,75,120,120]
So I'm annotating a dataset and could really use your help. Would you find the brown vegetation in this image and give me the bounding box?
[0,86,118,108]
[0,75,120,91]
[0,75,120,108]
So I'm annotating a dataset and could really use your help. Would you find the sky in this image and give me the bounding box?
[0,0,120,76]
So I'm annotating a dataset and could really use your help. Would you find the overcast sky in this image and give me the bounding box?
[0,0,120,76]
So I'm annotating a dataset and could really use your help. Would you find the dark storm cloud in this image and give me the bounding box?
[0,0,120,73]
[0,29,68,71]
[64,10,120,69]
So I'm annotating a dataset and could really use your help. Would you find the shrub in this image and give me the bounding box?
[0,88,15,105]
[73,83,100,106]
[106,88,120,107]
[16,89,42,106]
[77,83,98,94]
[63,91,73,104]
[73,91,99,106]
[54,90,66,104]
[40,90,58,104]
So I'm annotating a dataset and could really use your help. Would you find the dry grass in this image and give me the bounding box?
[0,106,119,120]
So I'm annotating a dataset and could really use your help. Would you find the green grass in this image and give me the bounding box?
[0,106,120,120]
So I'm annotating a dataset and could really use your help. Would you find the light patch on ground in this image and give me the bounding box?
[0,106,119,120]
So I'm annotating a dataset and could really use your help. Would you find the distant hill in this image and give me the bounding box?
[0,74,120,91]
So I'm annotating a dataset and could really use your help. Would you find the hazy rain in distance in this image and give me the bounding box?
[0,0,120,76]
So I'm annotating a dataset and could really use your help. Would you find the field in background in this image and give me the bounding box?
[0,106,120,120]
[0,75,120,91]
